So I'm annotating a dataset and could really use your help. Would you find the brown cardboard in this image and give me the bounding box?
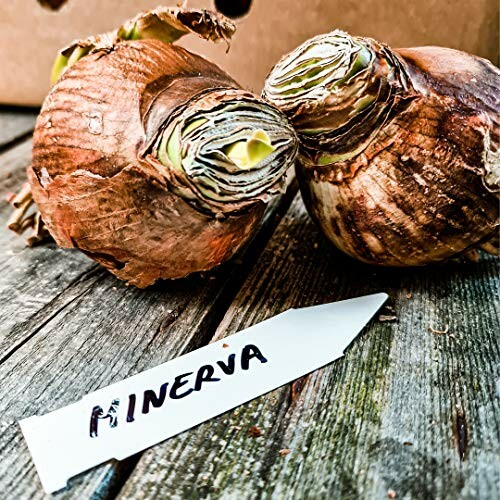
[0,0,498,106]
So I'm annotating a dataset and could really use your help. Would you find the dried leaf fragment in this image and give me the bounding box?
[52,6,236,84]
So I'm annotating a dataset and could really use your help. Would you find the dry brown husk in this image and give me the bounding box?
[264,33,499,266]
[26,7,297,287]
[58,6,235,60]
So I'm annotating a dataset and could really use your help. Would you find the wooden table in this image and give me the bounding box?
[1,108,499,499]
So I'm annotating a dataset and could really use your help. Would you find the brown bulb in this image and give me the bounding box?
[22,7,298,287]
[264,31,500,266]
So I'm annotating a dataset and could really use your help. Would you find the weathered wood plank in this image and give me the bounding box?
[118,194,500,499]
[0,108,37,149]
[0,147,297,499]
[0,140,98,359]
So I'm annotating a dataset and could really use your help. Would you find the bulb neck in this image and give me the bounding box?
[154,88,298,213]
[264,31,411,166]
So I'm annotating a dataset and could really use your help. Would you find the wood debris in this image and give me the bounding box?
[279,448,291,457]
[248,426,262,438]
[378,314,397,322]
[429,324,449,335]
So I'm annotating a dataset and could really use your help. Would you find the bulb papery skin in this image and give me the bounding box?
[264,32,500,266]
[29,40,298,287]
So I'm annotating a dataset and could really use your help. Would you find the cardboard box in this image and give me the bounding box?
[0,0,498,106]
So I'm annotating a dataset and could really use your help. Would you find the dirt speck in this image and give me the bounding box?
[248,426,262,438]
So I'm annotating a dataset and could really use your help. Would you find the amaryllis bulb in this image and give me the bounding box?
[264,30,499,266]
[24,7,298,288]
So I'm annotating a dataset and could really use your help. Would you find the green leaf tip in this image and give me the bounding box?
[225,130,275,170]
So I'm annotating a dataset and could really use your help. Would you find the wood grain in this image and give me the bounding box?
[118,194,500,499]
[0,108,37,149]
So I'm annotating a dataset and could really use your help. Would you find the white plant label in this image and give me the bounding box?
[20,293,387,493]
